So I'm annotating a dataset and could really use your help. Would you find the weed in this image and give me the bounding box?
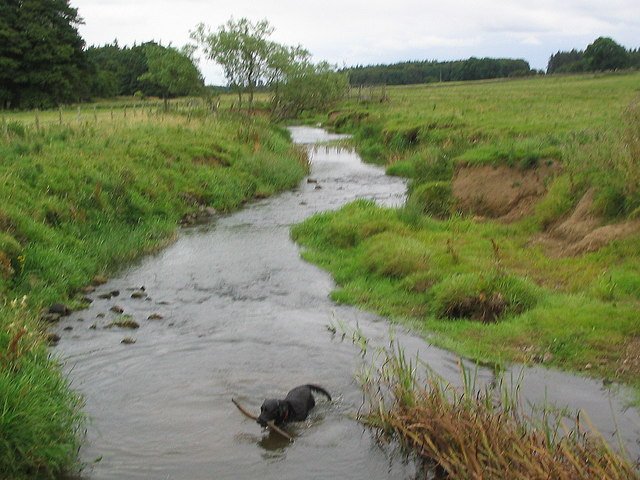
[358,342,639,479]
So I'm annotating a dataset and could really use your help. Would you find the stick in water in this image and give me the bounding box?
[231,398,293,442]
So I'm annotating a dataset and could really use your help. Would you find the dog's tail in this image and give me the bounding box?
[306,384,332,401]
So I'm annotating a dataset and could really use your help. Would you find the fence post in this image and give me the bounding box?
[35,109,40,132]
[93,106,97,123]
[59,107,63,126]
[77,106,81,124]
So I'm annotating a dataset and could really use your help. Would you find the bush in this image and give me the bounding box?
[407,181,453,219]
[430,273,540,322]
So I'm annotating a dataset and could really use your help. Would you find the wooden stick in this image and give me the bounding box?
[231,398,293,442]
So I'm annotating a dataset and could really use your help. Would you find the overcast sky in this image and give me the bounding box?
[72,0,639,85]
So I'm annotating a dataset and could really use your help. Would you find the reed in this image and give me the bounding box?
[358,343,639,480]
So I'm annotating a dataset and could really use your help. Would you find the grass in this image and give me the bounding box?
[301,73,640,393]
[0,301,84,479]
[0,105,308,477]
[292,181,640,395]
[357,341,639,479]
[331,72,640,218]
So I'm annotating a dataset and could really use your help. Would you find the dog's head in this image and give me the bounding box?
[257,399,288,427]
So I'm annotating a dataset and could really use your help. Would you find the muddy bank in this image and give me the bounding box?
[453,165,640,255]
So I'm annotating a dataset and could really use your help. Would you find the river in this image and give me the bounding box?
[54,126,639,479]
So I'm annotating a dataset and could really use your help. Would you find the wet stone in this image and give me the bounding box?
[48,302,72,316]
[106,318,139,329]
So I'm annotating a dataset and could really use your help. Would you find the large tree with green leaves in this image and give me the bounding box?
[272,61,350,120]
[191,18,275,110]
[138,44,204,109]
[584,37,630,71]
[192,17,349,117]
[0,0,90,108]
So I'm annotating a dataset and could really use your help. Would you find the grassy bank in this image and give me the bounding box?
[293,73,640,397]
[0,108,308,478]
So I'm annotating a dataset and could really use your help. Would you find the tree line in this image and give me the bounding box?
[346,58,535,86]
[0,0,204,109]
[547,37,640,74]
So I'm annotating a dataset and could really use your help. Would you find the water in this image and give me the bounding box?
[54,127,639,479]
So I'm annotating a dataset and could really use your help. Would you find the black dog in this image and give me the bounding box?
[257,384,331,427]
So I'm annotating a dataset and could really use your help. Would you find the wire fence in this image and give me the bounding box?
[0,97,228,139]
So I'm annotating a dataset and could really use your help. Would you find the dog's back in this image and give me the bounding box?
[284,384,331,422]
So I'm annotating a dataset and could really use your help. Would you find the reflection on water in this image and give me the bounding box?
[53,127,639,479]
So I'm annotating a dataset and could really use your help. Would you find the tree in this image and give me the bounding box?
[138,44,204,110]
[547,49,585,74]
[584,37,630,71]
[272,62,349,119]
[191,18,274,111]
[0,0,90,108]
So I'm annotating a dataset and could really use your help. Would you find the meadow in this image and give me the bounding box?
[0,105,307,478]
[293,72,640,394]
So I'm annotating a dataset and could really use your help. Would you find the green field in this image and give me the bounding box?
[294,72,640,396]
[0,108,307,478]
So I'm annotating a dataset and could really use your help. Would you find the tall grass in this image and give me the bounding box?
[358,342,639,479]
[0,302,84,479]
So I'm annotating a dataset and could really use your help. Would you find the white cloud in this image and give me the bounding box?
[71,0,640,83]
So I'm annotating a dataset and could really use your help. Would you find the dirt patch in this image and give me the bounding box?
[531,189,640,257]
[452,166,640,256]
[452,163,556,222]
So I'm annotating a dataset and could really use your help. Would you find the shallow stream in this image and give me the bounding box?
[54,127,639,479]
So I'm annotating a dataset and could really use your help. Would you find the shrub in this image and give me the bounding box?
[431,273,540,322]
[407,181,453,219]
